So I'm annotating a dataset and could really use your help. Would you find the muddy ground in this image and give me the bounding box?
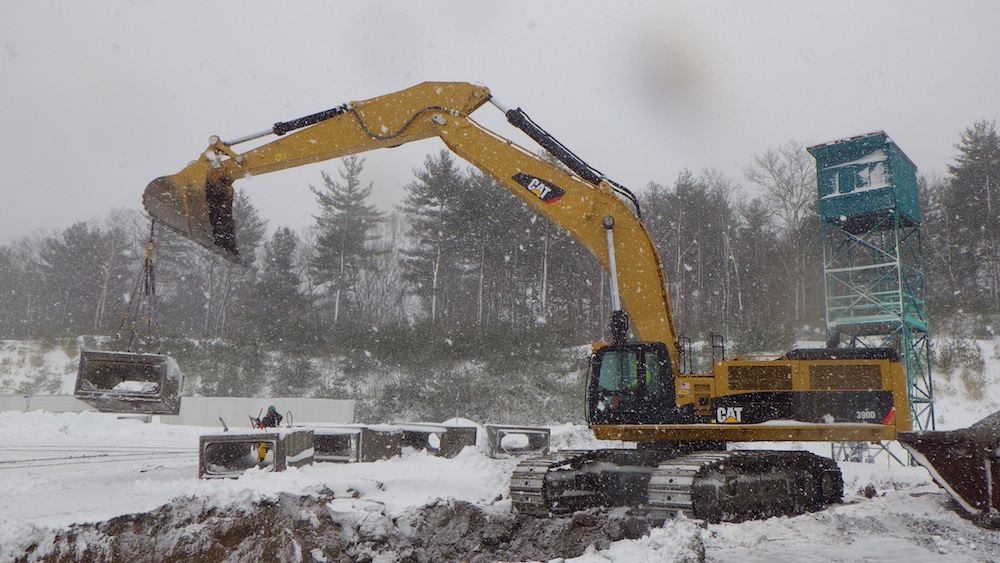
[16,491,705,562]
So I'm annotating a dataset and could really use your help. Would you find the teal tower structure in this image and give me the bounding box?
[808,131,933,432]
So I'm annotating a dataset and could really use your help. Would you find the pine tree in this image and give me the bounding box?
[942,120,1000,310]
[729,196,791,351]
[154,192,266,338]
[640,171,735,338]
[458,168,545,327]
[400,150,469,323]
[247,226,313,349]
[350,212,406,327]
[920,173,964,317]
[309,155,384,324]
[36,222,132,336]
[0,245,21,336]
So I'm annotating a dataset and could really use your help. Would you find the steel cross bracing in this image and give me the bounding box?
[821,213,934,437]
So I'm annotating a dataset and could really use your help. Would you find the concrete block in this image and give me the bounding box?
[199,429,314,479]
[75,351,183,415]
[398,423,478,458]
[298,424,403,463]
[360,426,402,462]
[485,424,550,458]
[306,424,363,463]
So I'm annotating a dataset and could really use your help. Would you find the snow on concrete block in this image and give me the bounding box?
[397,423,478,458]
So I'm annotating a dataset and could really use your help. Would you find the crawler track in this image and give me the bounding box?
[511,448,843,523]
[509,449,595,515]
[647,451,733,519]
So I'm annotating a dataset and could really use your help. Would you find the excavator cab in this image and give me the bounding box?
[587,342,687,426]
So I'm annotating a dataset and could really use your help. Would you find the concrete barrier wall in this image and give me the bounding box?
[161,397,355,428]
[0,395,94,413]
[0,395,355,428]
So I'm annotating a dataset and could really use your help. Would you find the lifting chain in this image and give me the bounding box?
[115,220,161,353]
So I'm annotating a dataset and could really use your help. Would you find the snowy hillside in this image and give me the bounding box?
[1,339,999,561]
[0,340,78,396]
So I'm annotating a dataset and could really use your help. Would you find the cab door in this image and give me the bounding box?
[586,342,678,425]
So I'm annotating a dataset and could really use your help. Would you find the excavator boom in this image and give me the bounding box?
[144,81,679,365]
[145,82,490,264]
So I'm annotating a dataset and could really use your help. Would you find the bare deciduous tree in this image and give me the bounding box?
[744,141,816,235]
[744,141,818,323]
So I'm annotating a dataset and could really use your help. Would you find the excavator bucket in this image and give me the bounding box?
[898,412,1000,526]
[75,350,183,415]
[143,164,241,264]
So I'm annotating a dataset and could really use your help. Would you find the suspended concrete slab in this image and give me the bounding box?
[75,351,183,415]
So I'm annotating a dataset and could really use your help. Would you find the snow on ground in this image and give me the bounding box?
[0,411,515,528]
[1,411,998,562]
[704,464,993,563]
[2,337,1000,561]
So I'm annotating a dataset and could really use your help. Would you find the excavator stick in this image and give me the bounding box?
[144,82,493,266]
[897,412,1000,526]
[75,350,183,415]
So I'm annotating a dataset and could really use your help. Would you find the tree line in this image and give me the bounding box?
[1,120,998,418]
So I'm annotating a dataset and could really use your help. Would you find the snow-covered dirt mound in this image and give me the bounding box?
[11,493,705,562]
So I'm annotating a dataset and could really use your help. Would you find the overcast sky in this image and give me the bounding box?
[2,1,998,244]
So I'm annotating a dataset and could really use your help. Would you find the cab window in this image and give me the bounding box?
[597,349,661,395]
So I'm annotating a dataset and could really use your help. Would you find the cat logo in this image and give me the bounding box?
[512,173,565,203]
[717,406,743,424]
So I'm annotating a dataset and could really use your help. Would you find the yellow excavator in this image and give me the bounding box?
[143,82,994,524]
